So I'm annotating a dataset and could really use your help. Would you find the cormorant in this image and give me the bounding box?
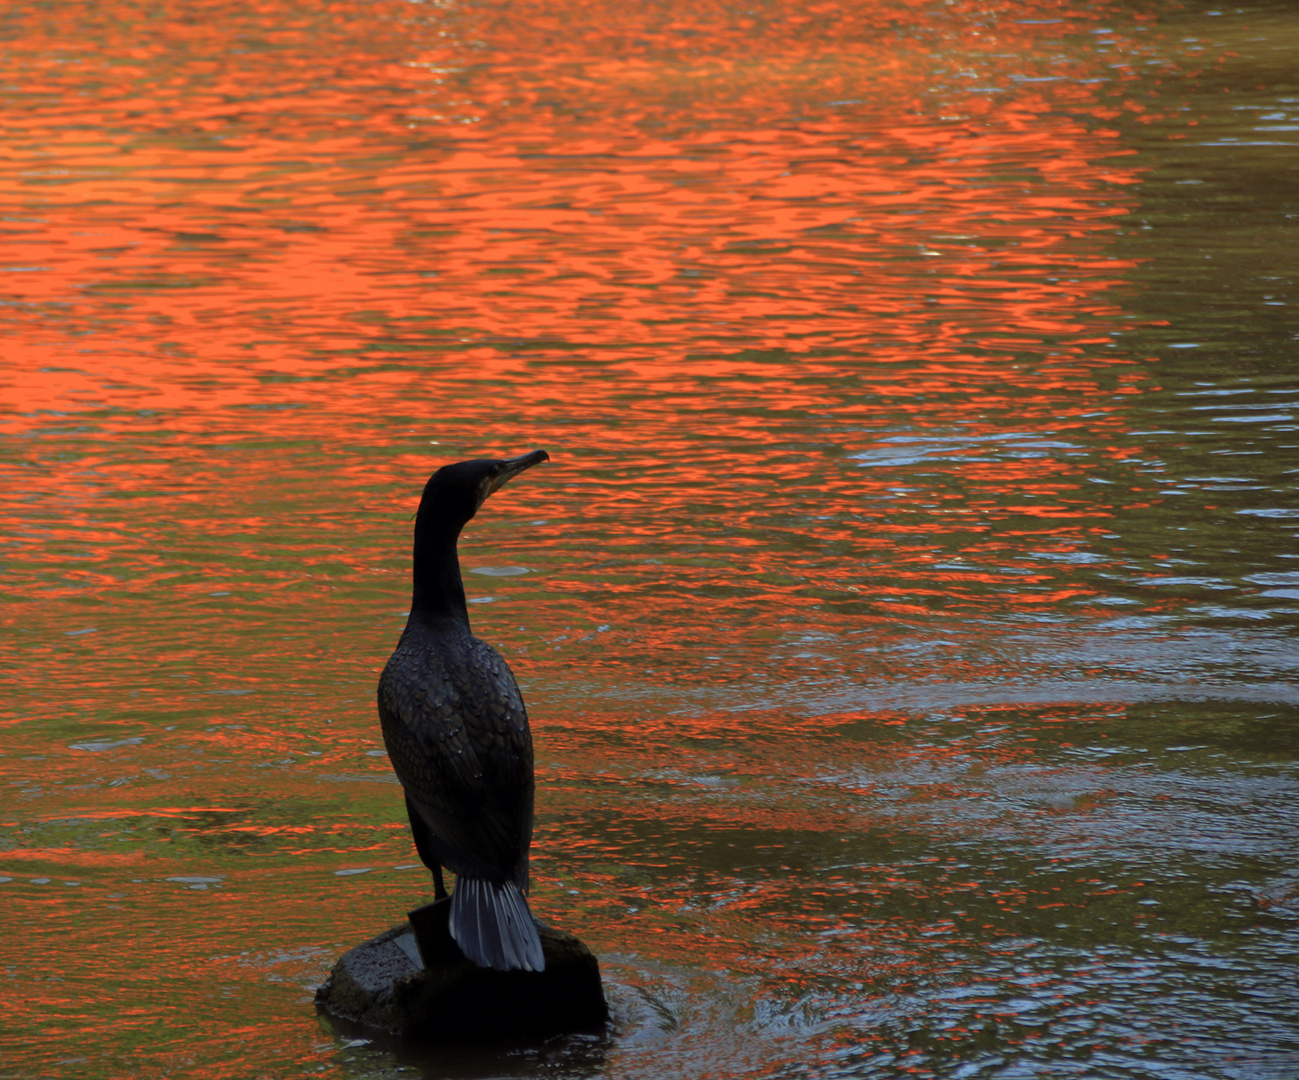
[378,450,549,972]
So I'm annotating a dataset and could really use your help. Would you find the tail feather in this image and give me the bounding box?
[449,877,545,972]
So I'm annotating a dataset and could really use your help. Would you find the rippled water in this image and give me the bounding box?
[2,1,1298,1077]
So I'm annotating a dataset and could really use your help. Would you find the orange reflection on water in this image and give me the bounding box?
[0,0,1191,1075]
[0,0,1164,678]
[1,0,1149,425]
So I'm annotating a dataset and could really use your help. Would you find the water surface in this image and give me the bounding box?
[2,1,1298,1077]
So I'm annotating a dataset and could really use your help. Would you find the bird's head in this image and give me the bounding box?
[408,450,548,622]
[417,450,550,534]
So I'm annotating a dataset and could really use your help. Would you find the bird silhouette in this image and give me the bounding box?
[378,451,549,971]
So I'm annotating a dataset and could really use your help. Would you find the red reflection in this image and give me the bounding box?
[0,0,1166,694]
[1,0,1148,421]
[0,0,1178,1072]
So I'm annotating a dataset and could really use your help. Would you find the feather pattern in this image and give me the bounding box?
[379,628,534,888]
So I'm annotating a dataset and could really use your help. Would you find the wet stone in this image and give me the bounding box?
[315,900,610,1043]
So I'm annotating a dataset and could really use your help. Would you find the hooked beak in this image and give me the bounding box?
[487,449,549,496]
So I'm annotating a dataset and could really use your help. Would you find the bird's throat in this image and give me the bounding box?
[410,527,471,627]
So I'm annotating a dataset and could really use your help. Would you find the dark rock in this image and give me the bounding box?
[316,900,609,1043]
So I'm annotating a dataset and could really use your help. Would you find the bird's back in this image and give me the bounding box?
[378,619,534,886]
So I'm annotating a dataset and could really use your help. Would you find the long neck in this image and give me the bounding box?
[410,516,471,628]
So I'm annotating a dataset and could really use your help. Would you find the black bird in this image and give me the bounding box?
[378,451,549,972]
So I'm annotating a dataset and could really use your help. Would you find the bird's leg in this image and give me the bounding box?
[432,864,447,901]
